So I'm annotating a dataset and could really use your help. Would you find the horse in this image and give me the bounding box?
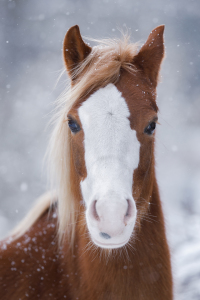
[0,25,173,300]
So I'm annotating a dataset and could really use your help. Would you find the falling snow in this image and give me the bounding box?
[0,0,200,299]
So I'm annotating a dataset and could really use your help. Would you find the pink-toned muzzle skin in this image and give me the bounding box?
[86,193,137,249]
[78,84,140,249]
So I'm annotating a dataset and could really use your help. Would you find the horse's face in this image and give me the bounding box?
[68,70,158,249]
[64,25,163,249]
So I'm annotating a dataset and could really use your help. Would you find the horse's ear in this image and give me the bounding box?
[63,25,92,81]
[133,25,165,88]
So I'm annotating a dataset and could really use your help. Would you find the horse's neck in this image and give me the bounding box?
[64,179,172,300]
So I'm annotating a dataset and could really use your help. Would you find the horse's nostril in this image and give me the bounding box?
[91,200,99,221]
[124,199,135,225]
[126,199,130,216]
[100,232,111,239]
[125,199,133,217]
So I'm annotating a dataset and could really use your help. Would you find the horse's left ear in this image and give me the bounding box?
[63,25,92,81]
[133,25,165,88]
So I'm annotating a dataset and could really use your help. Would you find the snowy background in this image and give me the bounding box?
[0,0,200,299]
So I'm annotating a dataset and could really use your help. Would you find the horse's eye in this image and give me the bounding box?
[144,121,156,135]
[68,118,81,133]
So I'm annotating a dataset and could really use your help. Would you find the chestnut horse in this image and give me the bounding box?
[0,25,173,299]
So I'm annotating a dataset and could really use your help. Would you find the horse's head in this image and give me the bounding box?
[58,25,164,249]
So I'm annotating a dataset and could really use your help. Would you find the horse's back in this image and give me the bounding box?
[0,205,70,300]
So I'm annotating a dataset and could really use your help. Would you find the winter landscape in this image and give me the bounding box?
[0,0,200,299]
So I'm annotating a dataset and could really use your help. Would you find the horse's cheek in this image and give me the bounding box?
[71,139,87,180]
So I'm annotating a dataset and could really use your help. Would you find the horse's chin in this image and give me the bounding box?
[87,220,135,250]
[91,237,130,249]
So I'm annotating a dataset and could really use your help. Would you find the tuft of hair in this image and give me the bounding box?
[47,33,139,247]
[10,191,57,240]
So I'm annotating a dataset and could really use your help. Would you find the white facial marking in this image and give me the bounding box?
[78,84,140,248]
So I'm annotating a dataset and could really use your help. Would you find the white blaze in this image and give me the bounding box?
[78,84,140,248]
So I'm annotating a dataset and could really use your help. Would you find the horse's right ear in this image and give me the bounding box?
[63,25,92,81]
